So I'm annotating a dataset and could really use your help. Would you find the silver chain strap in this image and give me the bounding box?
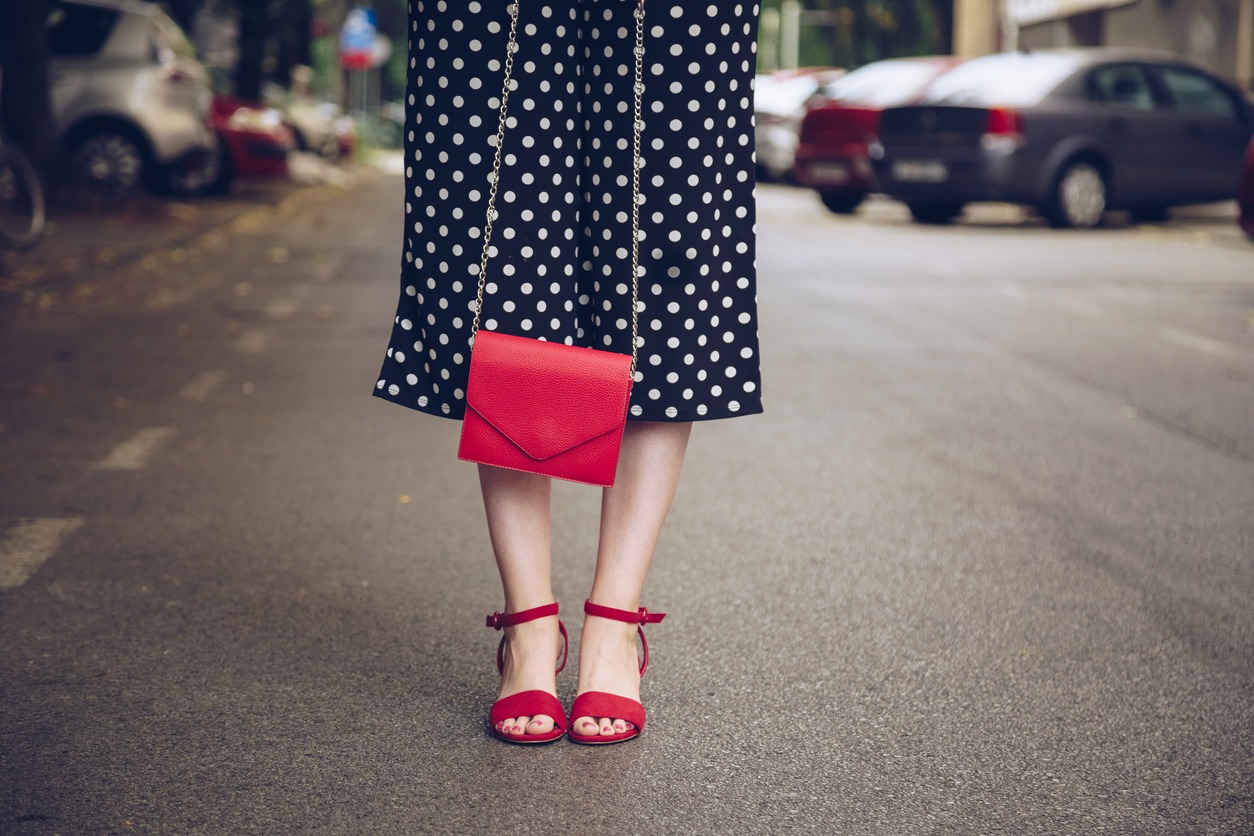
[470,0,646,377]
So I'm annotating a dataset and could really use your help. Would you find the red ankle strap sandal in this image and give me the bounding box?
[568,599,666,746]
[485,602,569,744]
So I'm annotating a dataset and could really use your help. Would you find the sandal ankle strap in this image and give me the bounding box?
[486,602,568,676]
[486,602,560,629]
[583,599,665,677]
[583,600,665,626]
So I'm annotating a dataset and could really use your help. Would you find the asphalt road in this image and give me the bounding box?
[1,168,1252,834]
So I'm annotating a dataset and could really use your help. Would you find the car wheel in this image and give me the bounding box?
[820,192,864,215]
[203,135,235,196]
[166,156,217,197]
[1047,160,1106,229]
[71,128,146,198]
[908,202,964,225]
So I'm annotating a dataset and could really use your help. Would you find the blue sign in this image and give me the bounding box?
[340,8,377,54]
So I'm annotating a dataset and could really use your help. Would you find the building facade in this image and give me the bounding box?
[955,0,1254,91]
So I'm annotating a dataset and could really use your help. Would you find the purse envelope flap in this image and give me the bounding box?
[465,331,634,461]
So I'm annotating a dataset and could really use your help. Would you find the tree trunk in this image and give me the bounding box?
[275,0,313,90]
[235,0,269,100]
[0,0,55,181]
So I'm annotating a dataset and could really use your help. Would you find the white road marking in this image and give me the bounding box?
[1157,328,1235,357]
[181,370,226,403]
[94,427,178,471]
[265,298,301,320]
[0,518,85,590]
[233,328,273,354]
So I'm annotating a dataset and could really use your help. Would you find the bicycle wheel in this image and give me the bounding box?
[0,139,47,250]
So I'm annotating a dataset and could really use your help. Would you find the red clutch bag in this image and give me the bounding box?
[458,332,634,487]
[457,0,645,487]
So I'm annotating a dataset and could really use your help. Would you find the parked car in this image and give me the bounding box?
[1239,136,1254,241]
[870,49,1254,227]
[262,82,347,160]
[795,56,960,214]
[208,93,294,193]
[755,68,845,181]
[47,0,216,197]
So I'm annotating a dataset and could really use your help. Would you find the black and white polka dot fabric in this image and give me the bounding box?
[374,0,763,422]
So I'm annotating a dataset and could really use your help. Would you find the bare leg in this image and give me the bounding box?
[478,464,562,739]
[573,420,693,738]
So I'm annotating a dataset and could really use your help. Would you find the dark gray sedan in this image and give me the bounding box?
[870,49,1254,227]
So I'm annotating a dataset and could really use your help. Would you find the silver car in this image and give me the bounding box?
[48,0,215,196]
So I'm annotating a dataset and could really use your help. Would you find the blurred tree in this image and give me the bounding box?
[234,0,275,100]
[275,0,314,90]
[0,0,55,179]
[164,0,200,33]
[760,0,953,69]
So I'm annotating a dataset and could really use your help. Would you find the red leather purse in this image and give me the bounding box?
[457,0,645,487]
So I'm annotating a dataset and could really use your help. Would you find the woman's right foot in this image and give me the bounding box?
[486,604,568,743]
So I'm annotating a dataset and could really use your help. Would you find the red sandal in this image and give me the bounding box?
[568,600,665,745]
[485,603,569,744]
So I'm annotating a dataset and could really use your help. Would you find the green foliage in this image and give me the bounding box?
[758,0,953,71]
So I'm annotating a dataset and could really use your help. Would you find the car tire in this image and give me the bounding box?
[908,202,964,225]
[70,127,147,199]
[203,136,235,196]
[1046,159,1106,229]
[820,192,864,215]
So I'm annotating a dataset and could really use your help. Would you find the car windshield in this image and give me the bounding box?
[755,74,821,114]
[918,52,1080,107]
[823,60,943,107]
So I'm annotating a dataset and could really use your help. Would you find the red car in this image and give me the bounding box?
[1240,136,1254,241]
[795,56,959,214]
[209,93,294,192]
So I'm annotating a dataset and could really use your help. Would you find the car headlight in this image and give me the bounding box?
[226,107,285,133]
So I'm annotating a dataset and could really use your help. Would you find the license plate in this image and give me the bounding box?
[891,160,948,183]
[808,162,850,185]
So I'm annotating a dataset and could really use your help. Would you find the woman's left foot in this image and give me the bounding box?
[570,601,664,744]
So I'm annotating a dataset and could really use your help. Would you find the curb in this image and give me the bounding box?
[0,162,378,312]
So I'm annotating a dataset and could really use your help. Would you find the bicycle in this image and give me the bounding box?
[0,131,46,250]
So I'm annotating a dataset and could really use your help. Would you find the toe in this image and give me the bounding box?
[501,715,530,737]
[526,714,555,736]
[573,716,599,736]
[598,717,615,736]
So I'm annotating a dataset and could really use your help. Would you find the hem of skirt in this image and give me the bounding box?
[371,389,762,423]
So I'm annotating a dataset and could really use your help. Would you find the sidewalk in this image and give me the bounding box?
[0,153,386,312]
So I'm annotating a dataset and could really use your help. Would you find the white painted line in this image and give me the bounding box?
[265,298,301,320]
[94,427,178,471]
[233,328,273,354]
[0,518,85,590]
[1157,328,1234,357]
[181,370,226,403]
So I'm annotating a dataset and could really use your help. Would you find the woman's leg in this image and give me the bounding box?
[478,464,563,739]
[573,420,693,738]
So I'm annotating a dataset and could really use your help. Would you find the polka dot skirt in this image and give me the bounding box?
[374,0,764,422]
